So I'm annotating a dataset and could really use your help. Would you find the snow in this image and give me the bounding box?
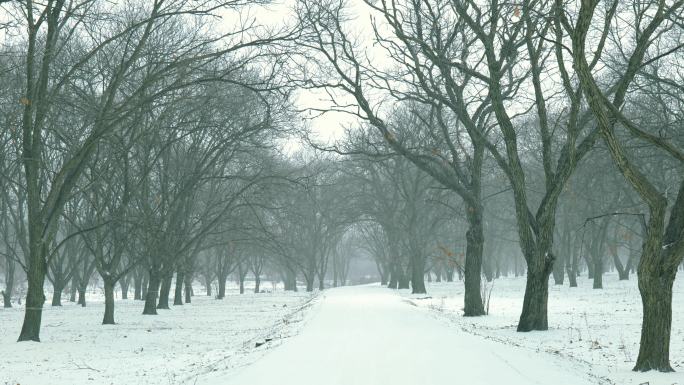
[400,273,684,385]
[3,274,684,385]
[209,285,600,385]
[0,284,315,385]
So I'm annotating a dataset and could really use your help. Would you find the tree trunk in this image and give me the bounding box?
[445,267,454,282]
[2,291,11,308]
[157,274,172,309]
[387,263,398,289]
[613,253,630,280]
[205,275,213,296]
[567,243,579,288]
[284,269,297,291]
[134,274,143,300]
[103,279,115,325]
[174,270,184,306]
[18,248,47,341]
[464,205,485,316]
[254,276,261,293]
[217,274,227,299]
[51,282,64,307]
[69,278,77,302]
[517,263,551,332]
[141,272,148,299]
[552,255,565,285]
[397,267,410,289]
[585,255,594,279]
[184,275,192,303]
[592,255,603,289]
[305,275,314,292]
[634,269,676,372]
[567,265,578,287]
[142,272,160,315]
[410,254,426,294]
[120,278,130,300]
[77,286,87,307]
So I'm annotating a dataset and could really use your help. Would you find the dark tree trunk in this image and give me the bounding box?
[387,263,398,289]
[157,274,172,309]
[51,283,64,307]
[103,279,115,325]
[254,276,261,293]
[204,275,213,296]
[284,269,297,291]
[174,270,184,306]
[2,291,11,308]
[398,267,410,289]
[77,286,86,307]
[18,249,47,342]
[217,274,227,299]
[592,255,603,289]
[517,262,552,332]
[184,275,192,303]
[142,272,160,315]
[634,269,676,372]
[318,276,325,290]
[464,205,485,316]
[567,243,579,288]
[613,253,630,280]
[410,254,426,294]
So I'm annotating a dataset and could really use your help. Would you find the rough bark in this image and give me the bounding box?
[634,267,676,372]
[463,203,485,316]
[517,266,551,331]
[18,247,47,341]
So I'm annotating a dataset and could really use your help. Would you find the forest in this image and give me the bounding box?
[0,0,683,384]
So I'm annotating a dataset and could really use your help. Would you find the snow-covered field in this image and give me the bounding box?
[402,273,684,385]
[0,284,315,385]
[3,275,684,385]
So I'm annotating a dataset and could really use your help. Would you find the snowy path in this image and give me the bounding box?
[214,285,600,385]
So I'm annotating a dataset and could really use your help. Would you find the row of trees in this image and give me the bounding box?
[0,0,682,375]
[293,0,684,373]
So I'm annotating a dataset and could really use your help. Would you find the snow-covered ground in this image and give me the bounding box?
[0,284,315,385]
[213,285,600,385]
[402,273,684,385]
[3,275,683,385]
